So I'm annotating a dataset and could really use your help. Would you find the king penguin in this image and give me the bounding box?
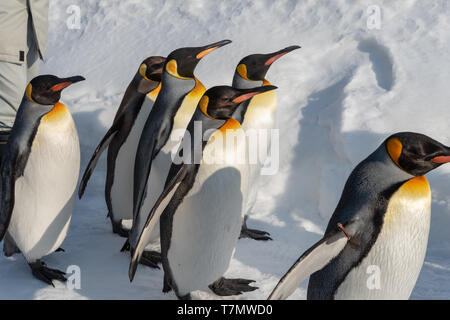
[128,40,231,265]
[78,56,165,237]
[0,74,84,285]
[232,45,301,241]
[128,84,278,299]
[268,132,450,300]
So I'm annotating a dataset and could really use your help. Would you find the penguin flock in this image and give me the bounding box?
[0,39,450,300]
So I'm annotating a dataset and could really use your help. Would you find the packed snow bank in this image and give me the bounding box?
[0,0,450,299]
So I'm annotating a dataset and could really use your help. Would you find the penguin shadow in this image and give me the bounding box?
[357,38,394,92]
[268,72,357,241]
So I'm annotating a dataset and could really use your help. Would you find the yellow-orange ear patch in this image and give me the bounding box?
[386,137,403,168]
[166,59,189,79]
[42,102,69,122]
[236,64,250,80]
[139,63,151,81]
[199,95,212,118]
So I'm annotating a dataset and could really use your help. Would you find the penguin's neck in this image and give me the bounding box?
[232,73,263,89]
[153,72,196,127]
[114,74,149,122]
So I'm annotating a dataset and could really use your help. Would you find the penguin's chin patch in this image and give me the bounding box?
[431,155,450,163]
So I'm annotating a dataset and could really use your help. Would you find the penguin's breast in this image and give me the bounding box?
[335,176,431,300]
[9,103,80,261]
[167,126,248,294]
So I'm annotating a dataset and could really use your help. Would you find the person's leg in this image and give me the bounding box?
[26,8,40,83]
[0,61,27,130]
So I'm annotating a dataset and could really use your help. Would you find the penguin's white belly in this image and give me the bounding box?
[241,91,277,214]
[110,98,153,222]
[8,107,80,262]
[168,130,248,296]
[335,177,431,300]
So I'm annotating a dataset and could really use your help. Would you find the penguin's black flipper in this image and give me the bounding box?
[268,225,351,300]
[129,163,189,281]
[0,134,31,241]
[209,277,258,296]
[29,261,67,287]
[78,116,124,199]
[239,215,272,241]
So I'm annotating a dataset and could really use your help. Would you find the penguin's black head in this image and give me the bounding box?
[199,85,278,120]
[165,40,231,79]
[139,56,166,83]
[26,75,85,105]
[236,45,300,81]
[386,132,450,176]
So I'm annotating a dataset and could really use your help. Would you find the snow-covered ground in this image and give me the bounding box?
[1,0,450,299]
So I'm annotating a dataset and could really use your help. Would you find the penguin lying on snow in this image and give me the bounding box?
[0,75,84,286]
[232,45,301,241]
[78,56,165,240]
[269,132,450,300]
[128,40,231,268]
[129,85,277,299]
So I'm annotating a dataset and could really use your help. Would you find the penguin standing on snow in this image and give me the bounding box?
[232,45,301,241]
[128,85,278,299]
[268,132,450,300]
[0,75,84,285]
[128,40,231,266]
[78,56,165,238]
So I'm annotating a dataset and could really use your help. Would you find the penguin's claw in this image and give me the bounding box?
[120,239,130,252]
[29,261,67,286]
[112,220,130,238]
[120,243,161,269]
[139,251,162,269]
[240,216,272,241]
[55,247,65,252]
[209,277,258,296]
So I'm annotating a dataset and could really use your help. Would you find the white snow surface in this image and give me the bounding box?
[1,0,450,299]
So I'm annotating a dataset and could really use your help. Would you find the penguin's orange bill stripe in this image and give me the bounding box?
[265,52,288,66]
[50,82,73,92]
[196,47,219,59]
[432,155,450,163]
[232,92,262,103]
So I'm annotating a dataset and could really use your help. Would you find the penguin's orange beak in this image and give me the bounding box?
[50,76,85,92]
[264,45,301,66]
[196,40,232,60]
[432,155,450,163]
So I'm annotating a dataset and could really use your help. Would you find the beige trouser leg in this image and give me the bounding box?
[0,11,40,131]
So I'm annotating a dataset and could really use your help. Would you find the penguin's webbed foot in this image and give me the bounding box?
[112,220,130,238]
[139,251,162,269]
[29,261,67,286]
[120,240,161,269]
[209,277,258,296]
[55,247,65,252]
[239,215,272,241]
